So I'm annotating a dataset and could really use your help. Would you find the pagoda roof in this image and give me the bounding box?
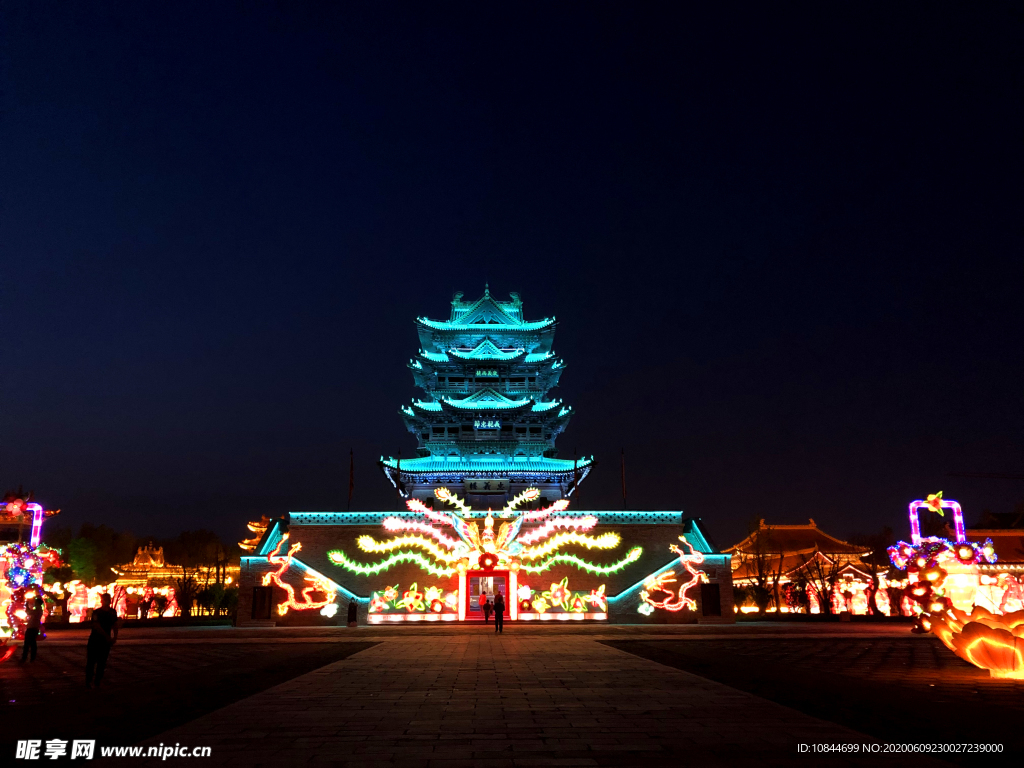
[380,454,594,476]
[966,529,1024,563]
[442,389,532,410]
[448,287,524,325]
[409,400,443,412]
[725,519,868,557]
[524,352,557,364]
[418,316,555,333]
[731,549,872,583]
[447,339,527,361]
[531,400,562,412]
[418,350,449,363]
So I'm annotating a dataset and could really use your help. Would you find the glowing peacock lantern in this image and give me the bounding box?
[329,487,641,578]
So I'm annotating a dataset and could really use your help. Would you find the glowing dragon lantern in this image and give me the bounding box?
[638,535,708,615]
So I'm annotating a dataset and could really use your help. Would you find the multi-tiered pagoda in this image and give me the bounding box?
[380,287,592,508]
[237,287,736,628]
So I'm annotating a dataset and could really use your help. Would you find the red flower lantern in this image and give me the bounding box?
[479,552,498,571]
[955,544,976,565]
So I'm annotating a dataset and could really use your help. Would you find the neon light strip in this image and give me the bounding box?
[608,560,679,601]
[519,547,642,575]
[434,487,471,515]
[382,517,459,548]
[458,570,467,621]
[518,516,597,544]
[509,569,519,621]
[909,499,966,545]
[405,500,454,527]
[263,538,337,615]
[27,504,44,547]
[507,488,541,511]
[357,534,459,563]
[285,555,368,602]
[288,510,684,524]
[520,532,621,560]
[368,613,459,623]
[328,549,455,577]
[523,500,570,521]
[518,612,607,621]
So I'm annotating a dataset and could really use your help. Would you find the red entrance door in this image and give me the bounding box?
[466,571,508,620]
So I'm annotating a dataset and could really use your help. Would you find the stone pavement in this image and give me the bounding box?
[122,631,948,767]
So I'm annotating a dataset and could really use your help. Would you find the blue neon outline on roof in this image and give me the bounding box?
[447,340,525,361]
[682,519,713,554]
[288,510,682,525]
[531,400,561,412]
[379,455,594,473]
[523,352,555,363]
[411,400,442,411]
[417,316,555,332]
[255,520,287,557]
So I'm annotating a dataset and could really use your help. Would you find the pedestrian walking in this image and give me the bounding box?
[20,592,43,663]
[480,590,491,623]
[493,592,505,634]
[86,593,121,688]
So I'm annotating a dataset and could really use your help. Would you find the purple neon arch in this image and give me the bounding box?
[908,498,965,546]
[27,503,44,547]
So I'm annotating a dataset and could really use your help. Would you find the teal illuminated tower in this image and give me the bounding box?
[380,287,592,507]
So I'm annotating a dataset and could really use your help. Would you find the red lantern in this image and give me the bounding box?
[955,545,976,565]
[909,583,931,600]
[479,553,497,571]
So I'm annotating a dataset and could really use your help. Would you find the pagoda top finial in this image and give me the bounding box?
[484,282,490,297]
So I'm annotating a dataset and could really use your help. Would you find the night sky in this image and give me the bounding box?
[2,4,1021,548]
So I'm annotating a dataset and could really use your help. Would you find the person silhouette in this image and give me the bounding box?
[20,593,43,663]
[86,593,121,688]
[479,590,491,623]
[493,592,505,634]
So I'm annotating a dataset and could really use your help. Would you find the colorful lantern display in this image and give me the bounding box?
[889,493,1024,679]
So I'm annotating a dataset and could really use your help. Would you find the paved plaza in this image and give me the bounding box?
[3,623,1018,766]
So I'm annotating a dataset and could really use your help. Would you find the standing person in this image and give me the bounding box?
[20,592,43,663]
[493,591,505,634]
[86,593,120,688]
[480,590,491,623]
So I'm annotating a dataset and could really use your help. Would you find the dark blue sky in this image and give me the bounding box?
[2,3,1021,547]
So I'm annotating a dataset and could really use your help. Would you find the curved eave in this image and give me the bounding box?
[441,398,533,413]
[416,317,556,333]
[410,400,443,412]
[380,455,594,476]
[530,400,562,413]
[447,347,527,362]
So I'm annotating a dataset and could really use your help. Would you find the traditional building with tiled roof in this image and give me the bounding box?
[383,287,591,508]
[725,519,894,615]
[234,289,737,627]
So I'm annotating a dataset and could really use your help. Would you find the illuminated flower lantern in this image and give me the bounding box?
[0,541,62,662]
[888,492,1024,678]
